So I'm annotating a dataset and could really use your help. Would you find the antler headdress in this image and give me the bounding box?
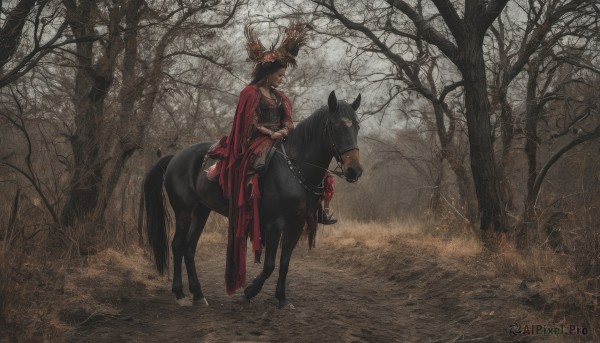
[245,20,308,68]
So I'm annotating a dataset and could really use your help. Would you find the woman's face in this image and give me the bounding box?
[268,68,286,88]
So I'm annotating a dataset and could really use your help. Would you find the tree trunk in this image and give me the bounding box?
[496,90,518,215]
[61,0,122,226]
[517,63,541,248]
[450,155,478,223]
[459,37,508,233]
[96,2,192,221]
[432,99,477,222]
[95,0,145,222]
[430,153,444,213]
[61,62,112,225]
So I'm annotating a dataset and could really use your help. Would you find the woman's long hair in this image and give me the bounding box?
[250,60,286,85]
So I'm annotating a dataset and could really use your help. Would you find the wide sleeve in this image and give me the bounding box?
[278,91,294,133]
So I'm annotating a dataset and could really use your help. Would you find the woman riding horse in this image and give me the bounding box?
[207,22,337,293]
[142,22,363,308]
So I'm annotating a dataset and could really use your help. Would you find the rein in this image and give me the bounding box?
[279,144,327,196]
[275,147,344,178]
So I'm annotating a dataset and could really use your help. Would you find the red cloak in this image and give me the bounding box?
[214,84,293,295]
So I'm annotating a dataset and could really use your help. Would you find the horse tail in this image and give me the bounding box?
[142,154,174,274]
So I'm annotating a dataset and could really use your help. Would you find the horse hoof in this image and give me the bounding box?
[176,297,189,307]
[277,301,295,310]
[193,298,209,306]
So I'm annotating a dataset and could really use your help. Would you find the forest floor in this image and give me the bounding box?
[2,221,596,342]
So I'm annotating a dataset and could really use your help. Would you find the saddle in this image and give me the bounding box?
[205,140,280,179]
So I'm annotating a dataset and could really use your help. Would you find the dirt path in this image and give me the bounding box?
[65,237,547,342]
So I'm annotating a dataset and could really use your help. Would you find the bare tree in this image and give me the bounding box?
[303,0,599,241]
[59,0,242,226]
[307,0,514,236]
[487,0,597,214]
[0,87,59,223]
[298,2,477,222]
[518,43,600,247]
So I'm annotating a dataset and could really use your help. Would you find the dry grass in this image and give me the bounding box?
[317,219,599,339]
[0,238,68,342]
[0,237,168,342]
[318,219,481,262]
[198,213,229,243]
[0,202,231,342]
[317,219,576,281]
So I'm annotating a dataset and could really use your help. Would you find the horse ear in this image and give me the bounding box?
[351,93,361,111]
[328,91,338,113]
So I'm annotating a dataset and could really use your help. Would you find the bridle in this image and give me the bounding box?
[324,116,359,179]
[277,114,359,195]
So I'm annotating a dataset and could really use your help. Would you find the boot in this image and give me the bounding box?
[317,207,337,225]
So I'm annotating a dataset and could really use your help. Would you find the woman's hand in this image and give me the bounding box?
[270,131,284,140]
[271,128,289,140]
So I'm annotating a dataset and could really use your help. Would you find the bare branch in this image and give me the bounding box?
[163,51,233,72]
[529,124,600,207]
[315,0,417,70]
[439,80,464,103]
[430,0,466,41]
[0,0,37,68]
[384,0,459,62]
[481,0,511,32]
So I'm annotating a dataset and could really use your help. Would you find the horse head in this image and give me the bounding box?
[326,91,363,183]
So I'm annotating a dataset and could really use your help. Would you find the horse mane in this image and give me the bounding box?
[289,106,328,146]
[289,100,356,147]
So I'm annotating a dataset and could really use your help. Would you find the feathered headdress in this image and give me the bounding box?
[245,20,308,68]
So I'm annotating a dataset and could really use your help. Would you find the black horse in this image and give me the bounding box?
[142,91,363,308]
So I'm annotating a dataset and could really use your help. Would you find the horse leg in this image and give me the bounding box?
[172,212,191,301]
[243,218,283,300]
[275,225,303,309]
[184,204,211,306]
